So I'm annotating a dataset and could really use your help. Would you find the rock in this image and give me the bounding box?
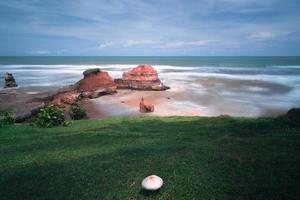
[81,86,116,99]
[51,90,81,108]
[115,64,169,91]
[15,101,45,122]
[139,97,154,113]
[76,68,117,93]
[4,73,18,88]
[123,64,158,81]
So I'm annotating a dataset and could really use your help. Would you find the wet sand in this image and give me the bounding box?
[81,76,295,118]
[81,88,205,119]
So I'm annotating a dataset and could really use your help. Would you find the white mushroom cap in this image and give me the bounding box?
[141,175,163,191]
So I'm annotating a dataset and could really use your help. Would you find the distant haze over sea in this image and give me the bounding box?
[1,56,300,117]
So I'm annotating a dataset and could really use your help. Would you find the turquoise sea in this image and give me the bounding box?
[1,56,300,117]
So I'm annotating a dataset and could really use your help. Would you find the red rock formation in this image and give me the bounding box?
[77,70,116,92]
[50,69,117,111]
[139,97,154,113]
[115,64,169,91]
[123,64,158,81]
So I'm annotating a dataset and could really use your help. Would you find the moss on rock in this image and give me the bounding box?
[83,68,100,77]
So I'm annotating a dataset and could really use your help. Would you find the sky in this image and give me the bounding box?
[0,0,300,56]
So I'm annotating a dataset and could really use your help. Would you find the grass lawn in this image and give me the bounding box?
[0,114,299,199]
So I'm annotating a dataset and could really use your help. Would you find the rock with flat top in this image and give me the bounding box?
[115,64,169,91]
[76,69,117,92]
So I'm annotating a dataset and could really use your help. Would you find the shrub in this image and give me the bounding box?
[275,108,300,129]
[69,106,87,120]
[83,68,100,77]
[33,105,67,128]
[0,111,15,125]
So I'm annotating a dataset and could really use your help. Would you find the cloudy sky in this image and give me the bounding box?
[0,0,299,56]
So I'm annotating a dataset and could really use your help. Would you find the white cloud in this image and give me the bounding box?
[124,39,160,47]
[29,49,66,55]
[163,40,214,48]
[98,39,215,49]
[98,42,117,49]
[249,31,275,40]
[248,31,293,40]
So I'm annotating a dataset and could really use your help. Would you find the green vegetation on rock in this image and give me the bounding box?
[83,68,100,77]
[0,112,299,199]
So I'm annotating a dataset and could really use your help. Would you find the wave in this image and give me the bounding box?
[1,64,300,88]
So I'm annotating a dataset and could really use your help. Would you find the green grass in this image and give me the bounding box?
[0,115,299,199]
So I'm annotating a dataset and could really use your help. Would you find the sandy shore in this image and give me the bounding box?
[81,87,206,119]
[81,76,293,118]
[1,76,293,120]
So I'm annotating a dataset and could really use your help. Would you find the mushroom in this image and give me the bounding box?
[141,175,163,191]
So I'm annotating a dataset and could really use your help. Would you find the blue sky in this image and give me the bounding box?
[0,0,299,56]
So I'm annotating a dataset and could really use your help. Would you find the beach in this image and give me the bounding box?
[1,56,300,118]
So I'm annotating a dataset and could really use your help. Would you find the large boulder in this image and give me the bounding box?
[76,68,117,95]
[139,97,154,113]
[4,73,18,88]
[115,64,169,91]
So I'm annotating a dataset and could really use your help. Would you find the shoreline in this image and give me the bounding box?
[80,89,205,119]
[0,83,291,120]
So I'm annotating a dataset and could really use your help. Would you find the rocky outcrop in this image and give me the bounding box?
[4,73,18,88]
[74,68,117,99]
[139,97,154,113]
[76,69,117,93]
[51,90,82,109]
[50,69,117,111]
[115,64,169,91]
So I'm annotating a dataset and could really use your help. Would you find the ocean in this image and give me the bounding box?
[1,56,300,117]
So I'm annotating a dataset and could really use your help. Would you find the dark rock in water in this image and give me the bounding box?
[115,64,170,91]
[4,73,18,88]
[139,97,154,113]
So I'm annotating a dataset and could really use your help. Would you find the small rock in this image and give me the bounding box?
[139,97,154,113]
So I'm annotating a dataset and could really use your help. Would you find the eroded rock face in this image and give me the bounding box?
[77,70,117,92]
[139,97,154,113]
[51,90,82,109]
[123,64,158,81]
[50,69,117,112]
[4,73,18,88]
[115,64,169,91]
